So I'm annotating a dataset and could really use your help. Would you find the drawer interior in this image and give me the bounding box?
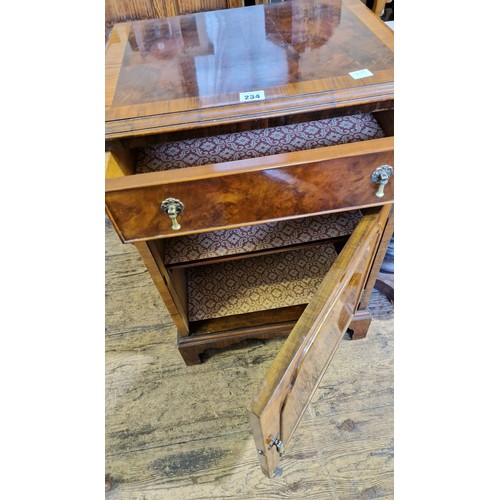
[135,112,384,174]
[105,108,393,179]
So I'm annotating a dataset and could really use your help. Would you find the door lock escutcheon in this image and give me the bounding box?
[269,435,284,456]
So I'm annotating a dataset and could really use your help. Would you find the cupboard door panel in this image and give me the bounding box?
[247,205,388,477]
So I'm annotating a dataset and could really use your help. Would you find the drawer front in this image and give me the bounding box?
[105,137,393,243]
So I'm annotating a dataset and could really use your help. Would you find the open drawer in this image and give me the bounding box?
[105,110,394,243]
[245,204,389,477]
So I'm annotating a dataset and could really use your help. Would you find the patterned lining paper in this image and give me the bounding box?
[187,243,338,322]
[165,210,362,264]
[136,112,385,172]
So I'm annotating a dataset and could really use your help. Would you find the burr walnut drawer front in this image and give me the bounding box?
[105,112,394,243]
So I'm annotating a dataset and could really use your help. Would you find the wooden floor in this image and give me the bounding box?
[105,217,394,499]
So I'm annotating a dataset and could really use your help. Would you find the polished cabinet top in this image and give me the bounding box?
[105,0,394,138]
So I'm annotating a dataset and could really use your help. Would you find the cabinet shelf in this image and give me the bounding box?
[186,241,338,322]
[164,210,362,267]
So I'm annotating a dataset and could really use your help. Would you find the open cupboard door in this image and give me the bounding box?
[247,205,390,477]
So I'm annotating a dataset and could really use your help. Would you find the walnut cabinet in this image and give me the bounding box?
[105,0,394,477]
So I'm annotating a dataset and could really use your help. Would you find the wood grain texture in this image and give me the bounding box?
[133,241,189,336]
[247,208,385,477]
[359,205,394,311]
[105,0,394,138]
[105,0,395,489]
[371,0,387,17]
[105,215,394,497]
[348,308,373,340]
[105,147,136,179]
[105,137,394,243]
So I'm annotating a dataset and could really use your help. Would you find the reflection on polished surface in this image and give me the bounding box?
[110,0,393,108]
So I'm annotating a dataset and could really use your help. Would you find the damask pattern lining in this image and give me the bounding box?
[136,113,385,172]
[187,243,338,322]
[165,211,361,264]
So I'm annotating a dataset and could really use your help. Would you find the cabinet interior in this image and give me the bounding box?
[151,208,371,336]
[105,104,393,337]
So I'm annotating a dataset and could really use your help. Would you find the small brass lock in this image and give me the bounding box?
[270,435,285,456]
[160,197,184,230]
[371,165,394,198]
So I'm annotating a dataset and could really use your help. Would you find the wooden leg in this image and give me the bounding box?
[374,276,394,304]
[176,324,294,366]
[348,205,392,342]
[348,309,372,340]
[134,241,190,337]
[178,345,203,366]
[372,0,387,17]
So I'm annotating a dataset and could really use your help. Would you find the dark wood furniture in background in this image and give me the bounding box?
[105,0,387,37]
[105,0,394,478]
[106,0,266,28]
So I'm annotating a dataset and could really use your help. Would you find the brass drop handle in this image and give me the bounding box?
[371,165,394,198]
[160,198,184,231]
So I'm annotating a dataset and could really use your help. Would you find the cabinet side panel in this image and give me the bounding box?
[134,241,190,336]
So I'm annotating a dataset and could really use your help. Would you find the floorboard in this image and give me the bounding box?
[105,216,394,499]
